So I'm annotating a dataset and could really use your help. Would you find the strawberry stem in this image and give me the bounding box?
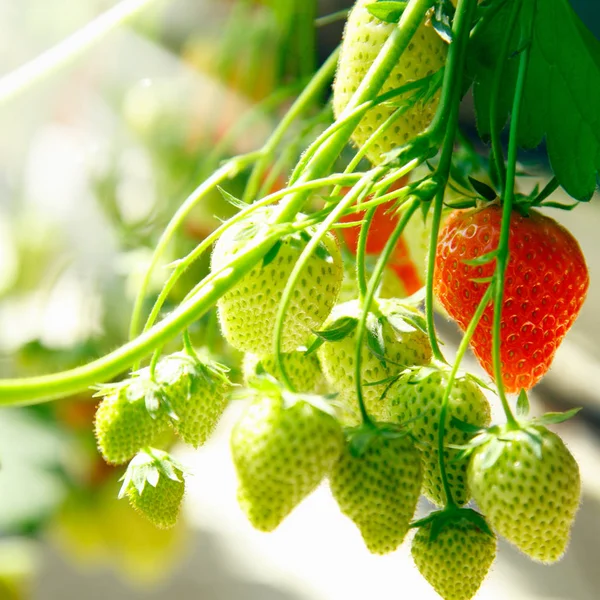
[354,197,420,425]
[0,0,436,405]
[488,1,522,193]
[436,284,494,509]
[272,169,383,391]
[356,207,377,303]
[424,0,479,363]
[491,8,532,428]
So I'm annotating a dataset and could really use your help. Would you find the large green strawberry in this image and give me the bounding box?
[333,0,447,164]
[412,510,497,600]
[95,372,169,465]
[231,380,344,532]
[155,351,231,447]
[316,298,432,424]
[468,424,581,563]
[243,351,328,395]
[120,449,185,530]
[212,208,343,355]
[434,205,589,392]
[388,363,491,506]
[329,426,422,554]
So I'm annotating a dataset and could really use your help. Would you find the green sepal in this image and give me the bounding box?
[365,1,408,24]
[263,240,283,266]
[533,407,582,426]
[345,422,407,457]
[451,417,486,435]
[366,314,386,360]
[306,317,358,355]
[217,186,250,211]
[462,250,498,266]
[430,0,455,44]
[118,448,185,499]
[410,507,494,542]
[516,389,530,417]
[468,176,497,201]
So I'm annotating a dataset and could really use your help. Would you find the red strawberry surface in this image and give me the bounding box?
[434,204,589,392]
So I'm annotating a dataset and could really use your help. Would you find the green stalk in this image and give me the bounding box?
[140,172,365,337]
[354,198,420,424]
[0,228,284,405]
[436,285,493,508]
[278,0,436,222]
[128,156,255,343]
[491,18,532,428]
[0,0,434,405]
[356,207,377,302]
[424,0,478,363]
[243,47,340,202]
[488,0,522,192]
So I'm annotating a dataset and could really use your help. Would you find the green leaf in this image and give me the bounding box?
[365,1,407,23]
[516,389,530,417]
[468,0,600,200]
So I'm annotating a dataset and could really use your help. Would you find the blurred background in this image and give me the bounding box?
[0,0,599,599]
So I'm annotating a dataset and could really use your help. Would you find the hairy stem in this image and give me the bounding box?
[437,285,493,508]
[354,197,420,424]
[425,0,478,362]
[489,0,522,192]
[492,14,532,428]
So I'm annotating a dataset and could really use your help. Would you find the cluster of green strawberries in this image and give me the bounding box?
[93,2,589,599]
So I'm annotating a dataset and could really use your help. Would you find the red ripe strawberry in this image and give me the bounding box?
[434,205,589,392]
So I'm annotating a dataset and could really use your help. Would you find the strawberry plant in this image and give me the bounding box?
[1,0,598,597]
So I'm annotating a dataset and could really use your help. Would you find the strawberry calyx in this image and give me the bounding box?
[118,448,186,500]
[344,421,410,458]
[455,408,581,467]
[238,374,340,420]
[410,507,494,542]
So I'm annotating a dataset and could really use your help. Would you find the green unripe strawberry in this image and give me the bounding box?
[316,298,432,424]
[231,380,344,532]
[467,424,581,563]
[120,449,186,530]
[243,351,328,395]
[155,351,231,448]
[412,511,496,600]
[388,364,491,506]
[333,0,447,164]
[95,373,169,465]
[212,209,343,355]
[329,427,422,554]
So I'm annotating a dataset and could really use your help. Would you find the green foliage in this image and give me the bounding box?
[468,0,600,200]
